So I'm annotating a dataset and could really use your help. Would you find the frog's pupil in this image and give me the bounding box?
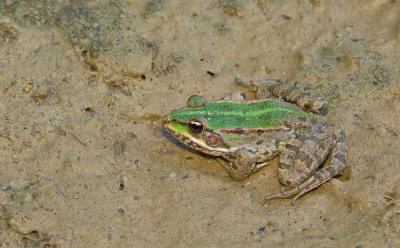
[189,119,204,134]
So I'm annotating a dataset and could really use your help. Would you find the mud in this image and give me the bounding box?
[1,0,400,247]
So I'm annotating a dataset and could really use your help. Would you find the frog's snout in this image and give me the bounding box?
[162,115,168,126]
[162,115,172,127]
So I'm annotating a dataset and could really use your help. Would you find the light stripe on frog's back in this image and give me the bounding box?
[169,99,319,130]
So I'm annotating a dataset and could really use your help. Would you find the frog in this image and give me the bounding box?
[162,78,347,205]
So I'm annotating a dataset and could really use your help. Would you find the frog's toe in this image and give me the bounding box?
[222,91,246,101]
[264,176,315,205]
[266,162,345,206]
[264,188,298,205]
[290,175,331,205]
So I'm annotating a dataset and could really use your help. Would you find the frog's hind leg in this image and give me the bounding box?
[222,91,247,101]
[265,127,347,205]
[235,78,328,115]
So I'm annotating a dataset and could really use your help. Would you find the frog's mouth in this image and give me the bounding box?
[162,117,230,156]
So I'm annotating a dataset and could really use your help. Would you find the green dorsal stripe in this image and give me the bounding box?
[169,99,318,130]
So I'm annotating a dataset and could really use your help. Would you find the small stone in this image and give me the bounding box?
[22,83,34,93]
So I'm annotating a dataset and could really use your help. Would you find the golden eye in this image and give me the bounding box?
[188,119,204,134]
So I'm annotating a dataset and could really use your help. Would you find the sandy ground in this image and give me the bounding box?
[1,0,400,247]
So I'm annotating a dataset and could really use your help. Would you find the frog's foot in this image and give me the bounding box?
[265,127,347,205]
[235,77,328,115]
[222,91,247,101]
[264,176,315,205]
[251,161,269,173]
[235,77,274,98]
[264,174,331,206]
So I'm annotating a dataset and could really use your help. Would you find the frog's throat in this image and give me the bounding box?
[164,124,230,156]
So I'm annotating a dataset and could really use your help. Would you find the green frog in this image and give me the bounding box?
[162,79,347,205]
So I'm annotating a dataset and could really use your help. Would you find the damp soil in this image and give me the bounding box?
[1,0,400,247]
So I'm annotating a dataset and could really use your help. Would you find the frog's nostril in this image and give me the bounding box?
[161,116,169,125]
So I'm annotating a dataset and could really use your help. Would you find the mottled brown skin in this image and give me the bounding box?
[235,79,347,205]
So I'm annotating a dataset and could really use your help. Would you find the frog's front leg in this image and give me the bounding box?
[235,78,328,115]
[219,148,258,181]
[265,127,347,205]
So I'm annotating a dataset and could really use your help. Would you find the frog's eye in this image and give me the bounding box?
[188,119,204,134]
[187,95,207,108]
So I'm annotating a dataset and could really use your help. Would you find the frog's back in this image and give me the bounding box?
[198,99,321,130]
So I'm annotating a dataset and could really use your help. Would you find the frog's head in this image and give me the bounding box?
[162,95,231,156]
